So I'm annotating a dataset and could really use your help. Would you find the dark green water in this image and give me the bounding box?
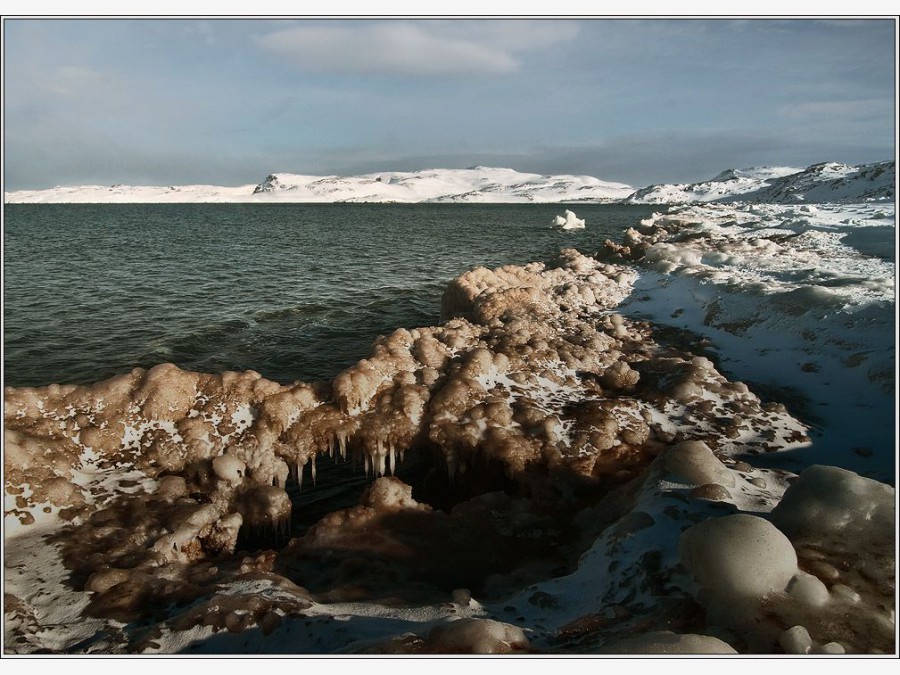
[3,203,659,388]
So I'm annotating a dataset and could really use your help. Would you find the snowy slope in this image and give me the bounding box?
[627,161,895,205]
[626,166,802,204]
[741,161,895,204]
[4,167,633,204]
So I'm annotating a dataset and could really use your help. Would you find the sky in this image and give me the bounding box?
[2,18,896,190]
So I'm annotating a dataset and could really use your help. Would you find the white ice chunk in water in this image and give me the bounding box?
[553,209,585,230]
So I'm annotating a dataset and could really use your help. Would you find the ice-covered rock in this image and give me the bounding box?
[680,514,799,602]
[600,631,738,654]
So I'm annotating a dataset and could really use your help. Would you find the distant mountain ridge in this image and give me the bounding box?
[250,167,634,203]
[5,161,894,204]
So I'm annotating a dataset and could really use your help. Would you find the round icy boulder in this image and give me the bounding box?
[679,514,798,601]
[600,631,737,654]
[425,618,529,654]
[663,440,735,487]
[786,572,830,608]
[770,465,894,548]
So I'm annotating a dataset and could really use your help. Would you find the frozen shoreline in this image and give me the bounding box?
[3,201,896,655]
[611,202,895,484]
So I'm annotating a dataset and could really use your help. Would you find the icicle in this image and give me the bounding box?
[311,454,317,485]
[297,462,303,491]
[447,452,457,485]
[389,443,396,475]
[327,436,334,460]
[338,433,347,460]
[364,452,370,476]
[278,512,290,541]
[373,439,381,477]
[399,448,405,463]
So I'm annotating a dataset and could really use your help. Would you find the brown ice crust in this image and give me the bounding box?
[8,249,793,534]
[4,247,892,654]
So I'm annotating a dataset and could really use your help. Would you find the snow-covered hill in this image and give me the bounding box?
[2,183,257,204]
[625,166,802,204]
[626,161,894,205]
[4,161,894,204]
[253,167,634,203]
[4,167,633,205]
[741,161,895,204]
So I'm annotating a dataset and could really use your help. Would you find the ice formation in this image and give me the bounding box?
[3,241,895,654]
[552,209,585,230]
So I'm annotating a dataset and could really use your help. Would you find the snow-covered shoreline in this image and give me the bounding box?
[608,201,896,484]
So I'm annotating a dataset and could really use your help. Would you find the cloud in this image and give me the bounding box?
[37,65,104,96]
[777,98,894,121]
[293,126,893,188]
[257,21,572,76]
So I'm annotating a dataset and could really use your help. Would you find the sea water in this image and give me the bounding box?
[3,203,660,388]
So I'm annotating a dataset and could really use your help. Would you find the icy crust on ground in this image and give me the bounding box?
[3,249,894,655]
[600,201,895,482]
[602,202,895,306]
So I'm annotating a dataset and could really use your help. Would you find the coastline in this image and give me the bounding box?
[3,202,896,655]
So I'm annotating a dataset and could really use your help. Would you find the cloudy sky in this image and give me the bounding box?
[2,18,896,190]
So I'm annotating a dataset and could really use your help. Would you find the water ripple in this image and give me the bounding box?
[4,203,659,386]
